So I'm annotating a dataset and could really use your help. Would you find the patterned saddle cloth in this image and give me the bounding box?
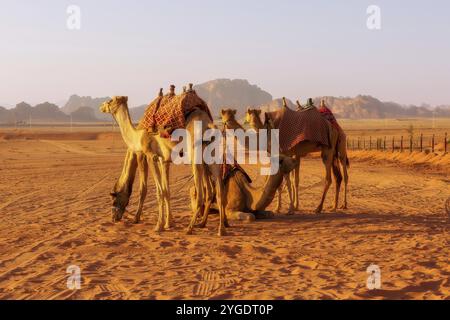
[266,107,331,153]
[139,90,213,133]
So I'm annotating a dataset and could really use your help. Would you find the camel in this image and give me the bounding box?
[220,108,295,214]
[191,155,298,224]
[245,102,344,214]
[100,94,228,236]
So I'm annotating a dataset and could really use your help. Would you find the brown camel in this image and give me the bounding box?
[191,155,298,224]
[221,108,294,214]
[245,100,343,214]
[100,95,228,236]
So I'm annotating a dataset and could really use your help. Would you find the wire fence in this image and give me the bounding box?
[347,133,448,154]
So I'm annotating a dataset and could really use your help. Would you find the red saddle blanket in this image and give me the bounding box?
[139,91,213,132]
[268,108,331,153]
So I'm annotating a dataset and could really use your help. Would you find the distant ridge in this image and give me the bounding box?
[1,80,450,124]
[194,79,273,117]
[62,94,111,121]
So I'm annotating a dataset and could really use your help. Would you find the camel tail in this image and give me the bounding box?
[345,156,350,168]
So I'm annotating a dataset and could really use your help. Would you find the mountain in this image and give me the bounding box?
[194,79,273,117]
[69,107,99,122]
[62,95,111,121]
[312,95,450,119]
[0,102,69,124]
[129,105,148,122]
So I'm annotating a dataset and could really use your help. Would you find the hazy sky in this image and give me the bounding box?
[1,0,449,107]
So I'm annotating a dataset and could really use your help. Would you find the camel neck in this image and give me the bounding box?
[113,105,143,152]
[249,117,264,132]
[226,119,244,130]
[250,170,284,211]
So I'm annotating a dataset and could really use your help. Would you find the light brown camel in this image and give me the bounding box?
[221,108,294,214]
[191,155,298,224]
[100,96,228,236]
[245,101,343,214]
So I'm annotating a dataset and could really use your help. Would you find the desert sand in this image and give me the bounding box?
[0,129,448,300]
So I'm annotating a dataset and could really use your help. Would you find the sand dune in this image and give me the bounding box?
[0,133,448,300]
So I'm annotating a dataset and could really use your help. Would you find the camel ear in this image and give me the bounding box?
[232,110,237,115]
[221,109,225,116]
[256,110,262,116]
[110,192,117,197]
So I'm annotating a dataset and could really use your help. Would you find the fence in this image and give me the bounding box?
[347,133,448,154]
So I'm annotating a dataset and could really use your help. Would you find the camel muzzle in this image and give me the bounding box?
[111,207,124,223]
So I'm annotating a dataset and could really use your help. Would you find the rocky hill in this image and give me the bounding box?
[194,79,273,117]
[62,95,111,121]
[312,95,450,119]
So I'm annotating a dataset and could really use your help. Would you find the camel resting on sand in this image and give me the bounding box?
[192,155,298,225]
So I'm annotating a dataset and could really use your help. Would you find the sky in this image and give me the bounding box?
[1,0,449,108]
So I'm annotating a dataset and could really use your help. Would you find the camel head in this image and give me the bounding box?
[109,189,129,223]
[245,108,262,125]
[100,96,128,115]
[220,109,237,127]
[278,155,298,174]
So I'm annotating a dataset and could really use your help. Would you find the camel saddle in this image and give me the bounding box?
[139,90,213,134]
[265,107,331,153]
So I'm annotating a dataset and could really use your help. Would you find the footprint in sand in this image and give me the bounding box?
[193,270,238,297]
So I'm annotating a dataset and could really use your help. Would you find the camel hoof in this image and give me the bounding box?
[154,225,164,233]
[218,228,227,237]
[340,205,348,210]
[186,228,194,235]
[195,223,207,229]
[133,218,141,224]
[286,209,295,216]
[314,208,323,214]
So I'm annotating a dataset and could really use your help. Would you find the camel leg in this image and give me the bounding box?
[196,172,215,228]
[160,160,173,230]
[315,151,333,214]
[187,164,205,235]
[275,185,283,213]
[149,157,164,232]
[133,153,148,224]
[292,158,301,211]
[227,211,256,222]
[209,164,227,236]
[340,154,349,210]
[331,158,342,212]
[276,187,282,213]
[284,173,295,215]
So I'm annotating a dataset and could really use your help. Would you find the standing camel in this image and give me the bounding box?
[100,95,228,236]
[245,100,343,214]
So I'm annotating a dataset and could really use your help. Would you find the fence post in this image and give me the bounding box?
[384,136,387,151]
[400,136,404,153]
[392,136,395,152]
[369,136,372,151]
[432,134,435,153]
[358,138,360,150]
[410,136,413,153]
[445,133,447,154]
[420,134,423,152]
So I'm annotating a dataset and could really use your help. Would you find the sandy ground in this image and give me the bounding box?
[0,135,448,300]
